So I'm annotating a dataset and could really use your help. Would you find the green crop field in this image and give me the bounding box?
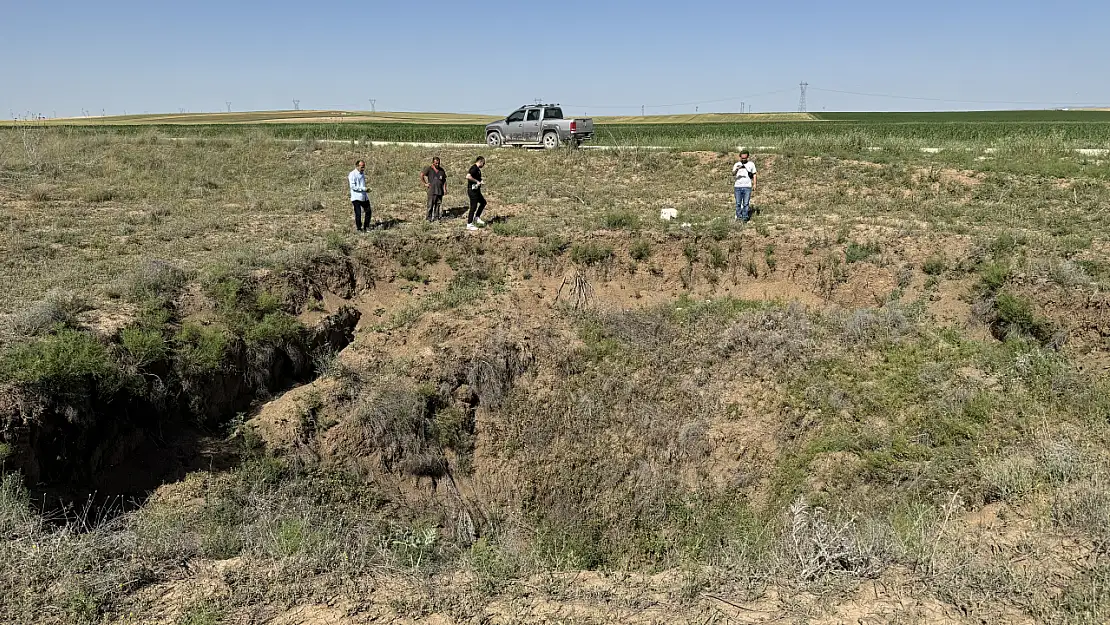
[813,110,1110,123]
[7,109,1110,153]
[17,120,1110,154]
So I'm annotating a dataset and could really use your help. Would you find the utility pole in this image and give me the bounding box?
[368,99,376,112]
[641,105,645,116]
[226,101,232,113]
[798,82,809,113]
[293,99,300,111]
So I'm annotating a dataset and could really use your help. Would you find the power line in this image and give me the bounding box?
[798,82,808,113]
[808,86,1098,107]
[564,87,797,111]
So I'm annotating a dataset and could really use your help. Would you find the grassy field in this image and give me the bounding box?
[2,125,1110,623]
[13,109,1109,126]
[8,109,1110,152]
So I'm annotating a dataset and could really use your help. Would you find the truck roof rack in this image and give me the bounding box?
[521,103,561,108]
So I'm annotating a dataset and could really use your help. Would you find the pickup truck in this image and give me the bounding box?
[485,104,594,149]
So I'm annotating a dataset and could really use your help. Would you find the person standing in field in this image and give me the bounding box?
[732,150,757,222]
[465,156,487,231]
[348,159,372,231]
[420,156,448,222]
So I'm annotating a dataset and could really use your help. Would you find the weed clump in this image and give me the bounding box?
[993,291,1053,342]
[571,242,614,266]
[120,326,168,368]
[352,384,447,478]
[0,329,116,390]
[845,241,880,264]
[718,304,817,372]
[922,254,947,276]
[175,322,230,377]
[533,235,569,258]
[7,289,88,336]
[127,259,190,308]
[600,210,640,230]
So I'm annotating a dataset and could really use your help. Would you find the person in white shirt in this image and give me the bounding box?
[348,160,372,231]
[731,150,757,222]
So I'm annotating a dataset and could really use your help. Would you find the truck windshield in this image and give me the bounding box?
[544,107,563,119]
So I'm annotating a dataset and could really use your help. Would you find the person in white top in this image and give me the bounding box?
[731,150,757,222]
[348,160,372,231]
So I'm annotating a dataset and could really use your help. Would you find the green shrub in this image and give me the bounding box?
[708,244,728,269]
[0,329,116,387]
[244,312,302,346]
[988,232,1019,258]
[203,267,248,312]
[254,289,283,315]
[601,211,640,230]
[325,230,351,254]
[419,245,442,265]
[707,218,730,241]
[764,244,777,272]
[682,242,699,263]
[175,323,229,376]
[534,235,569,258]
[629,239,652,261]
[995,291,1052,340]
[978,262,1011,293]
[180,601,225,625]
[120,327,168,367]
[922,254,947,276]
[491,220,525,236]
[399,266,428,283]
[845,241,880,263]
[571,242,614,266]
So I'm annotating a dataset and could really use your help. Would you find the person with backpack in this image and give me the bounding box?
[732,150,757,222]
[465,156,487,231]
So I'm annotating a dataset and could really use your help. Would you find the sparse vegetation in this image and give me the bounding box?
[2,124,1110,623]
[571,241,615,266]
[922,253,947,275]
[845,240,880,263]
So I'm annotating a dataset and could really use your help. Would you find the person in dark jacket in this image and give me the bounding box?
[420,156,447,222]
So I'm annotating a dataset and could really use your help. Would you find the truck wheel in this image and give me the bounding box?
[487,131,503,148]
[542,131,560,149]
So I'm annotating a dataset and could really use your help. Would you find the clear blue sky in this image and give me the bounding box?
[2,0,1107,118]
